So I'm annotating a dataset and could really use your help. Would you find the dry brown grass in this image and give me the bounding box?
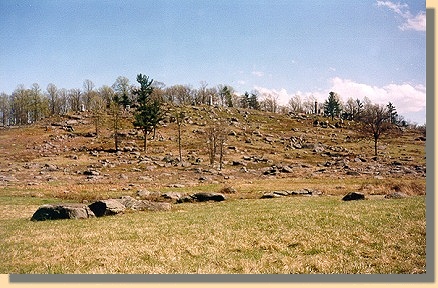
[0,195,426,274]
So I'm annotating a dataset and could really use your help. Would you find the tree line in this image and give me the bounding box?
[0,77,265,126]
[0,75,415,128]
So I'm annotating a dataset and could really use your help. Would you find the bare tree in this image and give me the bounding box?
[205,119,228,170]
[82,79,95,110]
[288,94,303,113]
[98,85,115,109]
[89,93,106,137]
[302,94,317,114]
[0,92,9,126]
[112,76,132,108]
[68,88,82,113]
[175,109,185,162]
[359,104,391,157]
[260,92,279,113]
[46,83,58,115]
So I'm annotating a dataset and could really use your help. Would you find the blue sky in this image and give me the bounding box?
[0,0,427,124]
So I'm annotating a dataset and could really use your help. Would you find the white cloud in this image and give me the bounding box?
[254,77,426,123]
[376,1,426,31]
[330,77,426,114]
[251,71,264,77]
[400,12,426,31]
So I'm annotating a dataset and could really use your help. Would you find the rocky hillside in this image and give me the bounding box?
[0,104,426,200]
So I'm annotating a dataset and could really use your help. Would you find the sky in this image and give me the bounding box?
[0,0,427,124]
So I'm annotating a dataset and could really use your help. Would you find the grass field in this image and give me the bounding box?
[0,107,427,275]
[0,195,426,274]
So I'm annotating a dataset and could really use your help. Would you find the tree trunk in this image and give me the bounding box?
[143,130,148,152]
[219,140,224,170]
[178,123,182,162]
[374,137,378,156]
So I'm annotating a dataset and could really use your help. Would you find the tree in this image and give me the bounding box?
[205,119,228,170]
[302,94,317,114]
[288,94,303,113]
[68,88,82,113]
[11,85,31,125]
[220,86,234,108]
[343,97,356,120]
[248,91,260,110]
[386,102,398,124]
[175,110,185,162]
[112,76,132,109]
[260,92,278,113]
[0,93,10,126]
[109,97,122,151]
[132,74,163,152]
[240,92,250,109]
[323,91,341,120]
[89,93,106,137]
[98,85,115,109]
[82,79,95,111]
[46,83,58,116]
[359,104,391,156]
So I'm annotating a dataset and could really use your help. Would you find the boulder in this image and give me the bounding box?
[177,195,195,203]
[134,200,172,211]
[88,199,126,217]
[31,203,95,221]
[192,192,226,202]
[342,192,365,201]
[281,166,294,173]
[161,192,183,200]
[384,192,409,199]
[260,192,282,199]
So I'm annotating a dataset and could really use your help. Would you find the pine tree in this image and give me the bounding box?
[324,91,341,120]
[132,74,163,152]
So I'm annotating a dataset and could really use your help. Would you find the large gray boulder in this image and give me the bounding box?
[88,199,126,217]
[31,203,95,221]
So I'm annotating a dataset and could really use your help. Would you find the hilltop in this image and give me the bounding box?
[0,104,426,201]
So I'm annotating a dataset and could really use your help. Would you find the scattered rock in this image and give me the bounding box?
[136,190,159,199]
[342,192,365,201]
[31,203,95,221]
[220,186,237,194]
[83,169,100,176]
[281,166,294,173]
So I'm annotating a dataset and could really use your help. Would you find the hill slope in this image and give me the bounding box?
[0,104,426,201]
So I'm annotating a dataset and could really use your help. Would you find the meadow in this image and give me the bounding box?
[0,194,426,274]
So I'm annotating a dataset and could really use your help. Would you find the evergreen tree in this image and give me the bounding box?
[248,92,260,110]
[323,91,341,120]
[386,102,398,124]
[132,74,163,152]
[240,92,250,108]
